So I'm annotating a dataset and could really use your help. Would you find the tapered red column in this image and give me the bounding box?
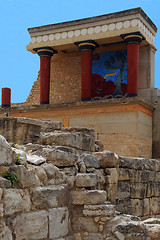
[121,32,145,97]
[2,88,11,108]
[33,47,57,104]
[75,40,98,101]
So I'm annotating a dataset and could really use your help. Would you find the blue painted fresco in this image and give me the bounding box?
[92,50,127,98]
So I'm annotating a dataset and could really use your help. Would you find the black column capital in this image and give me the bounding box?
[33,46,57,57]
[74,40,98,51]
[121,31,145,45]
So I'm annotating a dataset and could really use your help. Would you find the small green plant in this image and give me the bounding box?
[3,171,19,185]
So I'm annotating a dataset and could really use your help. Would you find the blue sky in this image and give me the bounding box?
[0,0,160,103]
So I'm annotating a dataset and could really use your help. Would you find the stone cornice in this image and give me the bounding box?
[27,8,157,53]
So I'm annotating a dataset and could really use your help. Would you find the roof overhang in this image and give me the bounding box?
[26,7,157,54]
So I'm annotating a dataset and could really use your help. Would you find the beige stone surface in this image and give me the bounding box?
[75,173,97,188]
[41,146,78,167]
[0,135,14,166]
[49,207,69,239]
[94,150,119,168]
[4,189,24,216]
[10,165,41,188]
[0,220,12,240]
[31,185,67,209]
[71,190,107,205]
[41,132,95,152]
[0,119,160,239]
[12,211,48,240]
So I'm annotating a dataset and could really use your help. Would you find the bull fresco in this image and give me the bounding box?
[92,49,127,99]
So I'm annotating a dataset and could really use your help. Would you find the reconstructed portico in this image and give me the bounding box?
[26,7,156,105]
[1,7,159,158]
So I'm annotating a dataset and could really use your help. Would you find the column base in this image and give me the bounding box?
[127,93,137,97]
[81,97,91,101]
[2,104,10,108]
[40,101,49,104]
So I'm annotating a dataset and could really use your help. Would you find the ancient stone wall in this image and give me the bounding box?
[0,118,160,239]
[25,72,40,106]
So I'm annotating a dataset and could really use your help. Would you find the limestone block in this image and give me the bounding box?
[150,197,160,215]
[19,189,31,212]
[119,156,136,169]
[41,163,66,184]
[79,153,100,169]
[12,210,48,240]
[131,199,143,216]
[9,165,41,188]
[116,221,144,234]
[117,181,130,200]
[94,150,119,168]
[143,198,150,216]
[25,143,43,152]
[35,166,48,185]
[31,185,67,209]
[105,168,119,184]
[75,173,97,187]
[141,170,156,182]
[12,148,27,165]
[83,233,103,239]
[71,190,107,205]
[94,169,105,186]
[4,189,24,216]
[128,169,142,183]
[83,203,115,217]
[72,217,98,232]
[119,156,157,171]
[27,154,46,165]
[106,183,117,203]
[130,183,147,199]
[118,168,130,181]
[0,176,11,188]
[44,147,78,167]
[49,207,69,239]
[116,199,132,215]
[41,132,95,151]
[0,220,12,240]
[0,135,14,166]
[145,224,160,239]
[146,182,156,197]
[61,127,95,138]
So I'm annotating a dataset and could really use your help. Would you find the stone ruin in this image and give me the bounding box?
[0,117,160,239]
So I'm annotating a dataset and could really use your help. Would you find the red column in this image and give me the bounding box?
[2,88,11,108]
[40,56,51,104]
[127,43,140,96]
[81,50,92,100]
[33,47,57,104]
[74,40,98,101]
[121,32,144,97]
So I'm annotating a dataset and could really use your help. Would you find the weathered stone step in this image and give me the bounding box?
[40,132,95,152]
